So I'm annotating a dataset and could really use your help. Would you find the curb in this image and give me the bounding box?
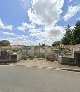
[1,64,80,72]
[60,68,80,72]
[9,64,80,72]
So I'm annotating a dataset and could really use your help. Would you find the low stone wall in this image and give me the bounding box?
[17,51,26,61]
[74,51,80,65]
[10,52,26,62]
[17,53,23,61]
[10,54,17,62]
[58,55,75,65]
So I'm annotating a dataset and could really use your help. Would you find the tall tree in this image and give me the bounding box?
[73,20,80,44]
[55,21,80,45]
[62,25,73,45]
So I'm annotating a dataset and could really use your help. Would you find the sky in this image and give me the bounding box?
[0,0,80,46]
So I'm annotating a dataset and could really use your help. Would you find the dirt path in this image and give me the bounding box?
[16,58,59,69]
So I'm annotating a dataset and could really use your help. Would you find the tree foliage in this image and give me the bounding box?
[52,41,61,46]
[42,44,45,47]
[0,40,10,46]
[73,20,80,44]
[52,20,80,46]
[62,20,80,45]
[62,24,75,45]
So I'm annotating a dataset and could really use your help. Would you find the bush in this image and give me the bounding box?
[24,56,29,60]
[24,55,34,60]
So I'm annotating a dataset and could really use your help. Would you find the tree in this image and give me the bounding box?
[0,40,10,46]
[61,24,76,45]
[42,44,45,47]
[52,41,61,46]
[73,20,80,44]
[53,20,80,45]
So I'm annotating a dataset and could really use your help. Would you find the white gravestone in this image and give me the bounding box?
[30,46,34,57]
[45,46,48,58]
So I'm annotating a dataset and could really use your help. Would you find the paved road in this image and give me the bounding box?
[0,66,80,92]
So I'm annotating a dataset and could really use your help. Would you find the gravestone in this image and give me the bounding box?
[30,46,34,57]
[45,46,48,58]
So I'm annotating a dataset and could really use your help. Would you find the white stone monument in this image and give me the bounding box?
[45,46,48,58]
[30,45,34,57]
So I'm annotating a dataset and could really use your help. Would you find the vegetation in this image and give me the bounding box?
[41,44,45,47]
[52,41,61,46]
[52,20,80,46]
[62,24,75,45]
[73,21,80,44]
[0,40,10,46]
[24,56,29,60]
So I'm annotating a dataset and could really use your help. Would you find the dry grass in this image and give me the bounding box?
[16,59,59,68]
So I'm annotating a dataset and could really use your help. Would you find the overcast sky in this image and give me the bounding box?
[0,0,80,45]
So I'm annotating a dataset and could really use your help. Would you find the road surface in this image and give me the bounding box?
[0,66,80,92]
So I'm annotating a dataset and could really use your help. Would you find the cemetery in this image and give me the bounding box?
[0,44,80,66]
[25,44,80,66]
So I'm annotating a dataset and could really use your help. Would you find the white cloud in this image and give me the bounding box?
[2,32,16,36]
[0,19,13,30]
[28,0,64,26]
[5,25,13,30]
[21,0,65,45]
[27,0,65,45]
[49,26,65,37]
[70,26,75,29]
[64,5,80,21]
[7,35,32,46]
[20,35,28,38]
[17,22,36,31]
[29,26,65,45]
[0,19,5,28]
